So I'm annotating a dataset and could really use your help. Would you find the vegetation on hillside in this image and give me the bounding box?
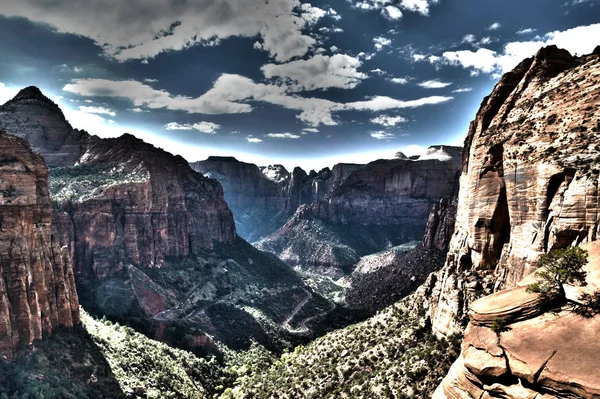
[222,301,461,399]
[49,164,149,202]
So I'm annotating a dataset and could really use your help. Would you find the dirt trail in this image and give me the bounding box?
[283,288,336,334]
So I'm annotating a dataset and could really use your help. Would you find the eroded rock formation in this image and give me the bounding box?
[0,88,236,281]
[0,130,79,360]
[191,157,363,241]
[256,150,462,271]
[424,46,600,337]
[434,241,600,398]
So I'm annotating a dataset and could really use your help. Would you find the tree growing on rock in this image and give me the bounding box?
[526,246,588,298]
[527,246,600,317]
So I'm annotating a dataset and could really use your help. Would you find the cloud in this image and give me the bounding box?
[267,132,301,139]
[343,95,453,111]
[373,36,392,51]
[302,128,319,133]
[462,34,476,43]
[261,54,368,91]
[65,74,453,127]
[354,0,438,15]
[390,77,409,84]
[382,5,403,19]
[431,23,600,75]
[0,82,19,105]
[452,87,473,93]
[488,22,502,30]
[370,115,408,126]
[165,121,221,133]
[79,106,116,116]
[0,0,330,63]
[370,68,387,76]
[517,28,536,35]
[247,137,262,143]
[370,131,394,140]
[131,108,147,113]
[144,78,159,83]
[417,79,452,89]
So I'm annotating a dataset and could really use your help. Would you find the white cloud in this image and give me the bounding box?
[417,79,452,89]
[302,128,319,133]
[247,137,262,143]
[370,68,387,76]
[370,115,408,126]
[144,78,159,83]
[452,87,473,93]
[412,54,426,61]
[488,22,502,30]
[267,132,301,139]
[390,77,409,84]
[382,5,403,19]
[65,74,453,128]
[370,131,394,140]
[79,106,116,117]
[0,0,327,63]
[262,54,367,91]
[479,36,492,45]
[131,108,146,113]
[327,8,342,21]
[343,95,452,111]
[433,23,600,75]
[0,82,19,105]
[373,36,392,51]
[73,66,83,73]
[517,28,536,35]
[462,34,476,43]
[165,121,221,133]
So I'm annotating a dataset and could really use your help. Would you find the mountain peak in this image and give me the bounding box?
[12,86,52,102]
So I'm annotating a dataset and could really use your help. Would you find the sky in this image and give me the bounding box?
[0,0,599,170]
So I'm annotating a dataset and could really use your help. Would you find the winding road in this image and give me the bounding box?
[283,288,336,334]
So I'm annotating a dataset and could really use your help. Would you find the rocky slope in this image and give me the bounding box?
[434,240,600,398]
[420,45,600,338]
[191,157,363,241]
[256,149,461,272]
[0,130,79,360]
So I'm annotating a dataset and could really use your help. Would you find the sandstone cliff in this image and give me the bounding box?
[191,157,363,241]
[434,240,600,398]
[423,46,600,338]
[0,130,79,360]
[0,87,236,281]
[256,150,461,271]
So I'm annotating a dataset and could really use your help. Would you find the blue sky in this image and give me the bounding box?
[0,0,599,170]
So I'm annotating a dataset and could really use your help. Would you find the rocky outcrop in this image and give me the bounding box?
[0,88,236,281]
[425,46,600,337]
[0,130,79,360]
[434,240,600,398]
[50,134,236,281]
[191,157,363,241]
[256,151,462,271]
[0,87,89,167]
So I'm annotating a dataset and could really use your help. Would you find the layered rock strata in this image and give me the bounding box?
[424,46,600,337]
[0,130,79,360]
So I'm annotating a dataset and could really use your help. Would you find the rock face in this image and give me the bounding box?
[0,87,89,167]
[0,88,236,281]
[50,135,236,281]
[434,241,600,398]
[425,46,600,337]
[0,130,79,360]
[191,157,364,241]
[256,152,462,271]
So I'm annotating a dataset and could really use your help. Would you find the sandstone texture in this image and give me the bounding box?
[0,87,236,281]
[423,46,600,337]
[256,150,461,271]
[434,241,600,399]
[0,130,79,360]
[191,157,363,241]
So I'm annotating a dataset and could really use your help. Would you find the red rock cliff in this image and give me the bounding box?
[0,130,79,360]
[423,45,600,338]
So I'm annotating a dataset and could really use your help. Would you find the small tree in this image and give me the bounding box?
[527,246,600,317]
[526,246,588,298]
